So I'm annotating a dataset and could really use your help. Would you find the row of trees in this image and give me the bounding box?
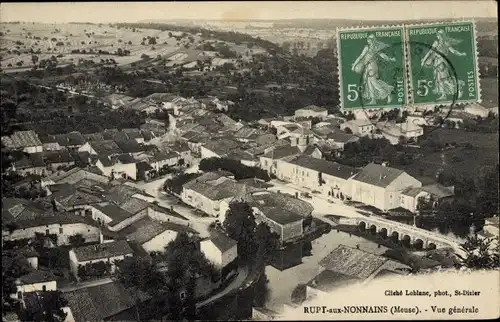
[327,136,415,168]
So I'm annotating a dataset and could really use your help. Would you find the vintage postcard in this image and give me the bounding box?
[0,1,498,322]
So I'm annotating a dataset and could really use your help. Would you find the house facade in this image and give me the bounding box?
[200,233,238,269]
[294,105,328,119]
[3,217,102,246]
[96,157,137,181]
[12,271,57,300]
[340,119,375,136]
[348,163,422,211]
[69,240,134,277]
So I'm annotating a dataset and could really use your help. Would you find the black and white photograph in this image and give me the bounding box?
[1,1,498,321]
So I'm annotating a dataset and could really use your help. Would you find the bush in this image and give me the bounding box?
[78,261,112,279]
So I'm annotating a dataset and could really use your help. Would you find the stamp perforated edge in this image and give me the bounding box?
[335,24,407,113]
[404,20,482,108]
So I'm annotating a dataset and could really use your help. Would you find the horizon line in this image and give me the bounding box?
[1,16,496,24]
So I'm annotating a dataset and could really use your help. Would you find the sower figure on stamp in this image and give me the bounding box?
[421,29,467,101]
[351,34,396,105]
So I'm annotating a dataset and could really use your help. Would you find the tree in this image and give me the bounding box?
[20,291,68,322]
[115,256,168,320]
[255,222,280,266]
[148,37,157,45]
[344,127,353,134]
[457,235,499,269]
[223,202,258,261]
[2,252,32,306]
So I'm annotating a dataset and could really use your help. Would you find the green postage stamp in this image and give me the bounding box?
[406,21,480,105]
[337,26,407,110]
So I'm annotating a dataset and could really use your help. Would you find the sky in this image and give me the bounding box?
[0,1,497,24]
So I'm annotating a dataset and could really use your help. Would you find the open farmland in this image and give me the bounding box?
[402,129,499,181]
[0,23,205,70]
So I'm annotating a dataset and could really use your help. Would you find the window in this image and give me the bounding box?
[17,292,22,299]
[180,291,186,299]
[45,229,50,235]
[42,285,47,291]
[59,227,63,234]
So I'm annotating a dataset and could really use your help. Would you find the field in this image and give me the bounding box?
[0,23,202,70]
[0,22,271,76]
[402,129,499,181]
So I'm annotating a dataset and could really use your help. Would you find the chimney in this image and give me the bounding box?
[379,174,383,181]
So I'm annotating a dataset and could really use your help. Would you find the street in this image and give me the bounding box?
[196,265,250,308]
[132,176,213,238]
[267,180,362,220]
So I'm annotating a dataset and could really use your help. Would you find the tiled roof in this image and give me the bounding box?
[83,132,105,142]
[119,197,150,215]
[116,139,147,154]
[45,167,109,185]
[227,149,257,162]
[63,281,150,322]
[319,245,388,280]
[169,142,190,153]
[19,270,57,285]
[326,132,358,143]
[183,171,233,190]
[2,197,54,223]
[205,231,237,252]
[150,150,179,162]
[290,156,358,180]
[121,128,144,139]
[14,213,92,229]
[1,130,42,149]
[307,270,360,292]
[262,145,301,160]
[94,203,134,223]
[241,190,313,225]
[234,126,257,138]
[102,129,119,140]
[53,131,86,146]
[90,140,123,155]
[401,187,423,197]
[122,217,196,244]
[188,178,248,201]
[352,163,408,188]
[203,138,242,156]
[291,127,314,136]
[73,240,133,262]
[50,185,105,207]
[237,178,273,189]
[106,185,144,204]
